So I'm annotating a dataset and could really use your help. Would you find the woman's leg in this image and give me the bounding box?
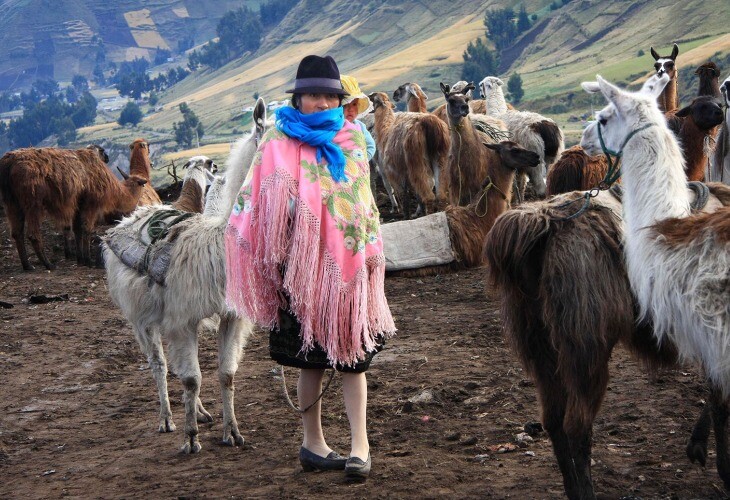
[298,368,333,456]
[342,371,369,459]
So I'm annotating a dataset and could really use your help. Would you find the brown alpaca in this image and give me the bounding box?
[0,147,148,270]
[171,157,217,213]
[392,82,428,112]
[484,182,730,500]
[546,146,608,195]
[369,91,450,218]
[127,138,161,205]
[441,82,509,206]
[651,44,679,112]
[665,95,724,181]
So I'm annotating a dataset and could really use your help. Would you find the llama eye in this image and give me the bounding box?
[654,63,661,70]
[665,62,674,69]
[599,117,607,126]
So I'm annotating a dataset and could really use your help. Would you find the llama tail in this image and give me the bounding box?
[530,120,564,164]
[0,154,15,206]
[421,115,450,159]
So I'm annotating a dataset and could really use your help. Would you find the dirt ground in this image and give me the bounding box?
[0,212,727,499]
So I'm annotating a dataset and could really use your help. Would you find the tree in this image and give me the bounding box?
[517,6,532,32]
[118,102,143,126]
[173,103,204,147]
[462,38,499,84]
[72,74,89,92]
[71,92,98,127]
[484,8,518,51]
[507,73,524,104]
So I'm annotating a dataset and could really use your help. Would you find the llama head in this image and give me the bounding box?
[479,77,503,99]
[253,97,267,142]
[444,89,472,121]
[650,43,679,78]
[451,81,474,99]
[675,96,724,131]
[483,141,540,174]
[721,75,730,107]
[368,92,394,110]
[86,144,109,163]
[580,74,669,156]
[393,83,427,103]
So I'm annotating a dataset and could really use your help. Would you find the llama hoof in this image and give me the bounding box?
[181,437,202,454]
[158,418,176,433]
[22,264,35,271]
[196,402,213,423]
[686,440,707,467]
[222,427,244,447]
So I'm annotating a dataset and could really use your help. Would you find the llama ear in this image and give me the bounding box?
[495,78,504,87]
[650,47,660,60]
[581,81,601,94]
[465,82,476,92]
[675,105,692,118]
[482,142,500,151]
[670,43,679,60]
[440,82,450,96]
[596,76,631,112]
[116,166,130,180]
[254,98,266,136]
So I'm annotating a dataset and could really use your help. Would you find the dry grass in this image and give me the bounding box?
[124,9,155,28]
[162,143,232,162]
[172,7,189,18]
[124,9,170,50]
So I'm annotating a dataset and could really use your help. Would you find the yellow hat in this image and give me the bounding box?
[340,74,373,117]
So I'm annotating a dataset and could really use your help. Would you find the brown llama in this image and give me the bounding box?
[127,138,161,205]
[440,82,510,206]
[545,146,608,195]
[385,140,539,277]
[171,156,218,214]
[651,43,679,112]
[432,80,489,124]
[0,147,148,270]
[369,91,450,218]
[392,82,428,112]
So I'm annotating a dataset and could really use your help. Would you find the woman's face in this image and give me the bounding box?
[298,93,340,114]
[343,100,359,122]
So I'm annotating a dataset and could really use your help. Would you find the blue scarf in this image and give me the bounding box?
[275,106,347,182]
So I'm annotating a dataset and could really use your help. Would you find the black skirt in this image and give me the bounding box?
[269,308,384,373]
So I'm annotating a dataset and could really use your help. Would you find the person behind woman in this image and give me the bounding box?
[341,74,376,161]
[225,55,396,481]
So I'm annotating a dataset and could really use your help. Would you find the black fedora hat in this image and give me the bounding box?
[286,55,348,95]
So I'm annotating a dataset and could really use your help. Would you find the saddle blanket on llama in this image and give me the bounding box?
[104,208,194,286]
[381,211,455,271]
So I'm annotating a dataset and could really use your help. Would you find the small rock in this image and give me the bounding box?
[474,454,490,463]
[525,451,535,457]
[408,390,433,404]
[464,381,479,390]
[461,436,478,446]
[515,432,534,443]
[445,432,461,441]
[638,475,645,482]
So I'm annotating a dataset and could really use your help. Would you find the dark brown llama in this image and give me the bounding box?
[0,146,148,270]
[695,61,722,98]
[651,43,679,112]
[432,80,488,124]
[484,182,730,500]
[369,91,450,218]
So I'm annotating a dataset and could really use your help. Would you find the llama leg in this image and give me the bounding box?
[217,314,252,447]
[62,225,74,259]
[407,162,436,215]
[565,394,601,500]
[5,203,33,271]
[25,212,54,270]
[709,385,730,489]
[134,324,176,433]
[168,329,203,453]
[687,403,711,466]
[72,213,86,266]
[376,163,399,213]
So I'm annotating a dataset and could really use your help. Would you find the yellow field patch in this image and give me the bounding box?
[125,47,152,60]
[124,9,171,50]
[78,122,116,134]
[162,143,233,162]
[680,33,730,65]
[172,7,189,18]
[355,15,484,88]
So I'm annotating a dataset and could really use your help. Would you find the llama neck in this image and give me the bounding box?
[448,117,482,205]
[114,182,145,214]
[485,88,508,116]
[698,76,721,98]
[620,125,690,238]
[173,169,206,213]
[373,106,395,151]
[677,119,712,181]
[129,149,151,177]
[213,132,259,219]
[658,76,678,112]
[407,94,426,113]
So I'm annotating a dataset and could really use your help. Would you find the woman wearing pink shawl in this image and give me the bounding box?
[225,55,395,480]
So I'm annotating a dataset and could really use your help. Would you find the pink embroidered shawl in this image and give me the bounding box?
[225,120,396,366]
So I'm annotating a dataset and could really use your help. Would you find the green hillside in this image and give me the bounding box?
[2,0,728,167]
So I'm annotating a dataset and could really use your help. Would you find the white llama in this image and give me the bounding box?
[479,76,565,197]
[710,74,730,184]
[581,75,730,482]
[103,99,267,453]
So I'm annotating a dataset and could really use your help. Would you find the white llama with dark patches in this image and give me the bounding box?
[581,75,730,486]
[479,76,564,197]
[103,99,267,453]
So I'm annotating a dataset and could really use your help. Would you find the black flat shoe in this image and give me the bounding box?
[299,447,348,472]
[345,453,371,481]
